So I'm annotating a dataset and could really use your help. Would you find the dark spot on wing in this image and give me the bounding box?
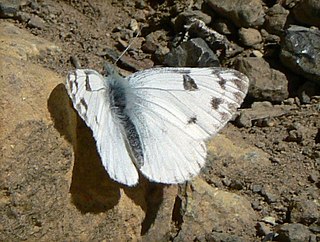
[80,98,88,111]
[187,116,197,124]
[233,91,244,104]
[211,97,223,110]
[218,78,226,90]
[231,78,247,92]
[183,74,198,91]
[85,74,92,91]
[73,71,79,90]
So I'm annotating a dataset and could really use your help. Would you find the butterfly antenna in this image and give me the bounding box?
[115,28,141,65]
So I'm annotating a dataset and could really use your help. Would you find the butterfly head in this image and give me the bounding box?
[103,63,117,77]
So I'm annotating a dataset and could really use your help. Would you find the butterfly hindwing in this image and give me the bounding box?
[66,69,139,186]
[124,67,249,183]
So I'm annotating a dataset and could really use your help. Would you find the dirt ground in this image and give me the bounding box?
[1,0,319,241]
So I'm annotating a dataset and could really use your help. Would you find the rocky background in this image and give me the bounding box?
[0,0,319,241]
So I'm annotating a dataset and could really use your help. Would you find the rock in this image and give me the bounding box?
[251,184,262,193]
[298,81,320,104]
[16,11,31,22]
[173,9,212,32]
[264,4,289,35]
[280,25,320,84]
[289,199,320,225]
[0,0,20,18]
[27,15,46,29]
[173,178,257,241]
[285,122,306,143]
[143,30,168,56]
[293,0,320,27]
[141,185,178,241]
[237,102,290,128]
[205,0,265,28]
[212,18,235,35]
[238,27,262,47]
[261,216,277,226]
[286,130,303,143]
[184,18,230,54]
[141,39,157,53]
[256,222,272,236]
[164,38,220,67]
[276,223,313,242]
[199,231,244,242]
[260,187,278,203]
[234,57,289,102]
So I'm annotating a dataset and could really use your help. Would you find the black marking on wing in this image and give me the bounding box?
[85,74,92,91]
[183,74,198,91]
[211,97,223,110]
[73,71,79,91]
[187,116,197,124]
[80,98,88,111]
[218,78,226,90]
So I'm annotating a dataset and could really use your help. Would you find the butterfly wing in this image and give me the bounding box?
[125,67,249,184]
[66,69,139,186]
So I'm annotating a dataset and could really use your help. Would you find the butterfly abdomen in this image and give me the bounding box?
[109,76,144,168]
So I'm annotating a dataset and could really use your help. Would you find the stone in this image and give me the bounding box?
[280,25,320,84]
[276,223,312,242]
[173,178,257,241]
[199,231,244,242]
[0,0,21,18]
[298,81,320,104]
[205,0,265,28]
[293,0,320,27]
[238,28,262,47]
[173,9,212,32]
[164,38,220,67]
[27,15,46,29]
[212,18,235,35]
[289,199,320,225]
[265,4,289,35]
[234,57,289,102]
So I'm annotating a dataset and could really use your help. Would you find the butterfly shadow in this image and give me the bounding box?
[48,84,166,228]
[48,84,122,213]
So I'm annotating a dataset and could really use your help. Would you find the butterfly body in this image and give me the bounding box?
[66,64,249,186]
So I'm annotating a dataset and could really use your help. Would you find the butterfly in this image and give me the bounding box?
[65,63,249,186]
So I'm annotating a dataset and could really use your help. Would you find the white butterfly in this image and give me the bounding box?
[66,63,249,186]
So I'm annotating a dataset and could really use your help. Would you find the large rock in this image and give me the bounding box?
[234,57,289,102]
[173,178,257,241]
[293,0,320,27]
[265,3,290,35]
[164,38,220,67]
[280,25,320,84]
[205,0,265,28]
